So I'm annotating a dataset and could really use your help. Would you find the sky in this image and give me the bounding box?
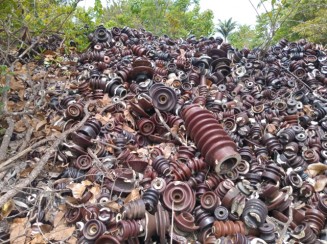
[78,0,269,27]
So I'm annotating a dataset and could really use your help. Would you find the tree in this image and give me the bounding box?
[253,0,327,46]
[229,25,258,49]
[101,0,215,38]
[216,18,237,42]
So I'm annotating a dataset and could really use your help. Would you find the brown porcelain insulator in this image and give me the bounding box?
[262,133,283,155]
[78,81,91,95]
[166,114,184,128]
[259,223,276,244]
[142,188,160,214]
[212,221,246,238]
[74,154,93,170]
[302,148,320,164]
[221,187,242,209]
[194,206,215,229]
[205,173,224,190]
[317,195,327,217]
[83,219,107,241]
[214,206,229,221]
[261,184,291,212]
[242,199,268,229]
[304,208,326,235]
[162,181,195,212]
[152,155,171,177]
[200,191,221,212]
[214,179,235,200]
[137,118,155,136]
[93,89,104,99]
[293,223,317,244]
[176,145,197,161]
[261,164,282,184]
[174,212,199,233]
[278,128,296,144]
[149,84,177,112]
[117,220,144,240]
[171,160,192,181]
[65,101,85,120]
[235,160,250,175]
[299,182,315,199]
[283,171,303,189]
[181,104,240,174]
[95,235,120,244]
[122,199,146,220]
[65,208,82,224]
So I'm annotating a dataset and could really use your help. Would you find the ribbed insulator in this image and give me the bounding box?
[212,221,246,238]
[117,220,144,240]
[142,188,160,214]
[214,179,234,199]
[121,199,146,220]
[181,104,240,174]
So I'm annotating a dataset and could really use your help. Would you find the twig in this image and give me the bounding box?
[154,107,187,146]
[0,118,14,161]
[0,101,95,208]
[0,136,55,171]
[18,126,34,153]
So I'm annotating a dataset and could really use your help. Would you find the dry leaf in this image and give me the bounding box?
[44,225,75,241]
[0,200,14,220]
[66,183,86,199]
[123,109,135,128]
[30,234,46,244]
[314,175,327,192]
[94,113,111,125]
[89,184,101,204]
[122,124,135,133]
[10,218,28,244]
[35,120,47,131]
[53,211,65,227]
[307,163,327,177]
[14,120,27,133]
[124,188,140,204]
[100,93,112,106]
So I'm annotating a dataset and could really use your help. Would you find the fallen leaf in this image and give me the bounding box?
[89,184,101,204]
[53,211,65,227]
[10,218,28,244]
[35,120,47,131]
[44,225,75,242]
[30,234,46,244]
[124,188,140,204]
[14,120,27,133]
[66,183,86,199]
[314,175,327,192]
[307,163,327,177]
[123,109,135,128]
[122,124,135,133]
[94,113,111,125]
[0,200,15,220]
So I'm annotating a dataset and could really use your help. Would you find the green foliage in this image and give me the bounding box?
[229,25,259,49]
[101,0,215,38]
[254,0,327,45]
[216,18,237,42]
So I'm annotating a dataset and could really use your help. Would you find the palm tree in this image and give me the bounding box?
[216,18,237,42]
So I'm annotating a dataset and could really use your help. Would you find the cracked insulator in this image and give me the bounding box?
[241,199,268,229]
[212,221,246,238]
[162,181,196,212]
[137,118,155,136]
[181,104,240,174]
[214,179,235,200]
